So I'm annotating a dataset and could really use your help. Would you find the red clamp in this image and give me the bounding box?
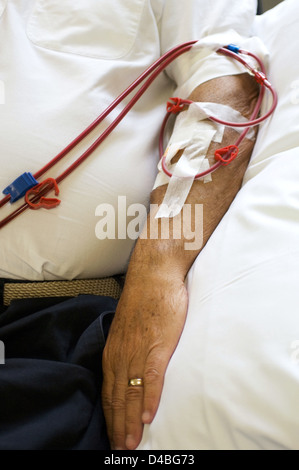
[253,70,267,86]
[25,178,61,210]
[166,97,187,114]
[214,145,239,166]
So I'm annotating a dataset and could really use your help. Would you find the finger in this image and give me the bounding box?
[111,377,128,450]
[125,376,144,450]
[101,368,114,447]
[142,352,169,425]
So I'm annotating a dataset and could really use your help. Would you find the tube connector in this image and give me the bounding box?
[226,44,240,54]
[3,172,38,203]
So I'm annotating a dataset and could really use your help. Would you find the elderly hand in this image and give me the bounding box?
[102,263,188,450]
[102,73,259,450]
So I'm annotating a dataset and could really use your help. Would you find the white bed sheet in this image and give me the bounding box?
[138,0,299,450]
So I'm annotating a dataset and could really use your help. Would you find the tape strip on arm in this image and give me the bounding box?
[160,0,267,96]
[154,101,256,218]
[153,0,267,218]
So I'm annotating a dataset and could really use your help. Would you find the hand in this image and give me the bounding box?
[102,72,258,450]
[102,266,188,450]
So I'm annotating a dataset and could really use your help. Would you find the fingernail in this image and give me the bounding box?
[142,411,151,423]
[126,434,136,450]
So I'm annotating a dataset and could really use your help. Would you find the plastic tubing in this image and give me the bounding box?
[0,41,197,228]
[0,42,277,229]
[160,47,277,179]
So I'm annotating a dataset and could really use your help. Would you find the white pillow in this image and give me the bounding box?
[138,0,299,450]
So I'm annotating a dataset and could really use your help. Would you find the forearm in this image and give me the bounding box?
[127,73,259,280]
[103,72,259,451]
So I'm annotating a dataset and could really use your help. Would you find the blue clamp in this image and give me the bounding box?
[3,172,39,203]
[226,44,240,54]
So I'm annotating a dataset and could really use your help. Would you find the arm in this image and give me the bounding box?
[102,72,259,450]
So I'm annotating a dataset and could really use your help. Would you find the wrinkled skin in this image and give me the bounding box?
[102,265,188,450]
[102,73,259,450]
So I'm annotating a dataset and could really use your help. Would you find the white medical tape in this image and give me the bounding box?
[154,102,254,219]
[155,121,217,219]
[174,32,268,99]
[190,31,265,73]
[155,153,211,219]
[190,102,255,140]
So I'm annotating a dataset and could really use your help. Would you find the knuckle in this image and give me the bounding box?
[144,366,162,384]
[111,396,126,411]
[101,391,112,411]
[125,386,143,401]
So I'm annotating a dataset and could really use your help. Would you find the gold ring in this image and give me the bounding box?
[128,378,143,387]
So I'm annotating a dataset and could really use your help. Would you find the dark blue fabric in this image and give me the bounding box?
[0,295,117,450]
